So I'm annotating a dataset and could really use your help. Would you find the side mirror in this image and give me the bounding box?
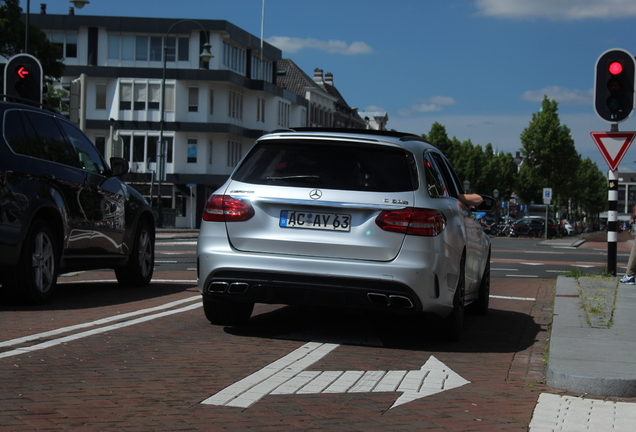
[110,157,129,177]
[476,195,497,213]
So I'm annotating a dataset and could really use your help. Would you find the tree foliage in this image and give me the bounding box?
[0,0,64,85]
[518,96,580,205]
[422,122,518,201]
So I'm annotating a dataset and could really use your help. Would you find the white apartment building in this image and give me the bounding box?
[30,12,317,228]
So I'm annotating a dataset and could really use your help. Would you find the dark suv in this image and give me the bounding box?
[0,96,155,304]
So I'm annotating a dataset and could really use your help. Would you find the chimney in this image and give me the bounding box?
[325,72,333,86]
[40,3,47,14]
[69,7,74,15]
[313,68,323,83]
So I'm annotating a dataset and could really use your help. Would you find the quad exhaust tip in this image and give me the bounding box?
[367,293,413,308]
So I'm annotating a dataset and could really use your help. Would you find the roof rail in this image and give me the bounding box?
[277,127,425,142]
[0,94,59,114]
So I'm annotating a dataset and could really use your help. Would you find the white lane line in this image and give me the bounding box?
[492,268,518,271]
[505,275,539,278]
[0,302,201,359]
[0,295,200,349]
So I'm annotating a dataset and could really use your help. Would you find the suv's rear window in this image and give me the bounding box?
[233,140,416,192]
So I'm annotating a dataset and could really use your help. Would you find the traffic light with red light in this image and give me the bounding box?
[3,54,43,103]
[594,48,636,123]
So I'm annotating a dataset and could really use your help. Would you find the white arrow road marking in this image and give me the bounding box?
[201,342,470,409]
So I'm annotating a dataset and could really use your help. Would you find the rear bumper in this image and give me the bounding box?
[197,225,459,319]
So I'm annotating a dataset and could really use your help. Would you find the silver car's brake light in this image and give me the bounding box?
[375,208,446,236]
[202,194,255,222]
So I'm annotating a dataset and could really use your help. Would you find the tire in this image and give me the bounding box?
[441,256,465,342]
[3,220,59,304]
[115,219,154,287]
[470,254,490,316]
[203,296,254,326]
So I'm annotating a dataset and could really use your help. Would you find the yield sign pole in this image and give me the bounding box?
[591,131,636,276]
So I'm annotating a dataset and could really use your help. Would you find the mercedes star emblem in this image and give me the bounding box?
[309,189,322,200]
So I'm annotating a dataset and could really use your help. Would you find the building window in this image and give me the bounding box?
[188,87,199,112]
[187,139,197,163]
[135,36,149,61]
[96,83,107,110]
[120,83,132,110]
[120,81,167,112]
[150,36,162,61]
[208,140,213,165]
[251,55,272,82]
[148,84,160,110]
[133,136,145,162]
[48,32,77,58]
[228,88,243,120]
[209,89,214,115]
[222,41,246,75]
[277,100,290,128]
[227,140,242,167]
[178,37,189,61]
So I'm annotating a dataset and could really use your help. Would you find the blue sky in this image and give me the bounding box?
[40,0,636,172]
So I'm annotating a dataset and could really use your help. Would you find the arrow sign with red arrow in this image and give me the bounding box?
[201,342,470,409]
[591,131,636,171]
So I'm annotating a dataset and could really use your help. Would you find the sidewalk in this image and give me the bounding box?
[529,232,636,431]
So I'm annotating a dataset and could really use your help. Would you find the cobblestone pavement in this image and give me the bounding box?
[0,271,608,431]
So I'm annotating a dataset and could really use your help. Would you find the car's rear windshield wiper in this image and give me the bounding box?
[266,175,321,182]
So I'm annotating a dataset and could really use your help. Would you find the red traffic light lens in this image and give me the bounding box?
[15,65,30,79]
[609,61,623,75]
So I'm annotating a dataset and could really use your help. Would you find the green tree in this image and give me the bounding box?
[0,0,64,86]
[423,123,517,200]
[517,96,580,207]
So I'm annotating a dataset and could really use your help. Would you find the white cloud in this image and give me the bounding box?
[521,86,593,105]
[400,96,457,115]
[363,105,385,112]
[475,0,636,20]
[266,36,373,55]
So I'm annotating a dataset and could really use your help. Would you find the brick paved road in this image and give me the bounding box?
[1,273,558,431]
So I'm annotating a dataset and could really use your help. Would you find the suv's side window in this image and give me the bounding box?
[423,151,450,197]
[57,119,105,174]
[3,111,29,155]
[23,111,79,168]
[429,152,460,198]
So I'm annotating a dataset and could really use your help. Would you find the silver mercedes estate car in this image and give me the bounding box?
[197,128,495,341]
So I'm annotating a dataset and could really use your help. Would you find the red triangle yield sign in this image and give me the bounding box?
[591,131,636,171]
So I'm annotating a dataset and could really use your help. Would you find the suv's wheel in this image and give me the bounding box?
[441,257,465,342]
[3,220,59,304]
[115,219,154,287]
[203,297,254,326]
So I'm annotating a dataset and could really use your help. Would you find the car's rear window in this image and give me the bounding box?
[233,140,417,192]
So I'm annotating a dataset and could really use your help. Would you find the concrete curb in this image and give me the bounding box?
[547,275,636,397]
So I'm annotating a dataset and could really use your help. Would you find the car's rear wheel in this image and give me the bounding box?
[203,297,254,326]
[115,219,154,287]
[3,220,59,304]
[441,256,465,342]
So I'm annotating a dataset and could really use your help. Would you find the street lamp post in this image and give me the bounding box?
[156,20,212,227]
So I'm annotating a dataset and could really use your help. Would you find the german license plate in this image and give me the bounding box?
[279,210,351,231]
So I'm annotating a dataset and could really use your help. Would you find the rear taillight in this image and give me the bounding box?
[202,194,255,222]
[375,208,446,236]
